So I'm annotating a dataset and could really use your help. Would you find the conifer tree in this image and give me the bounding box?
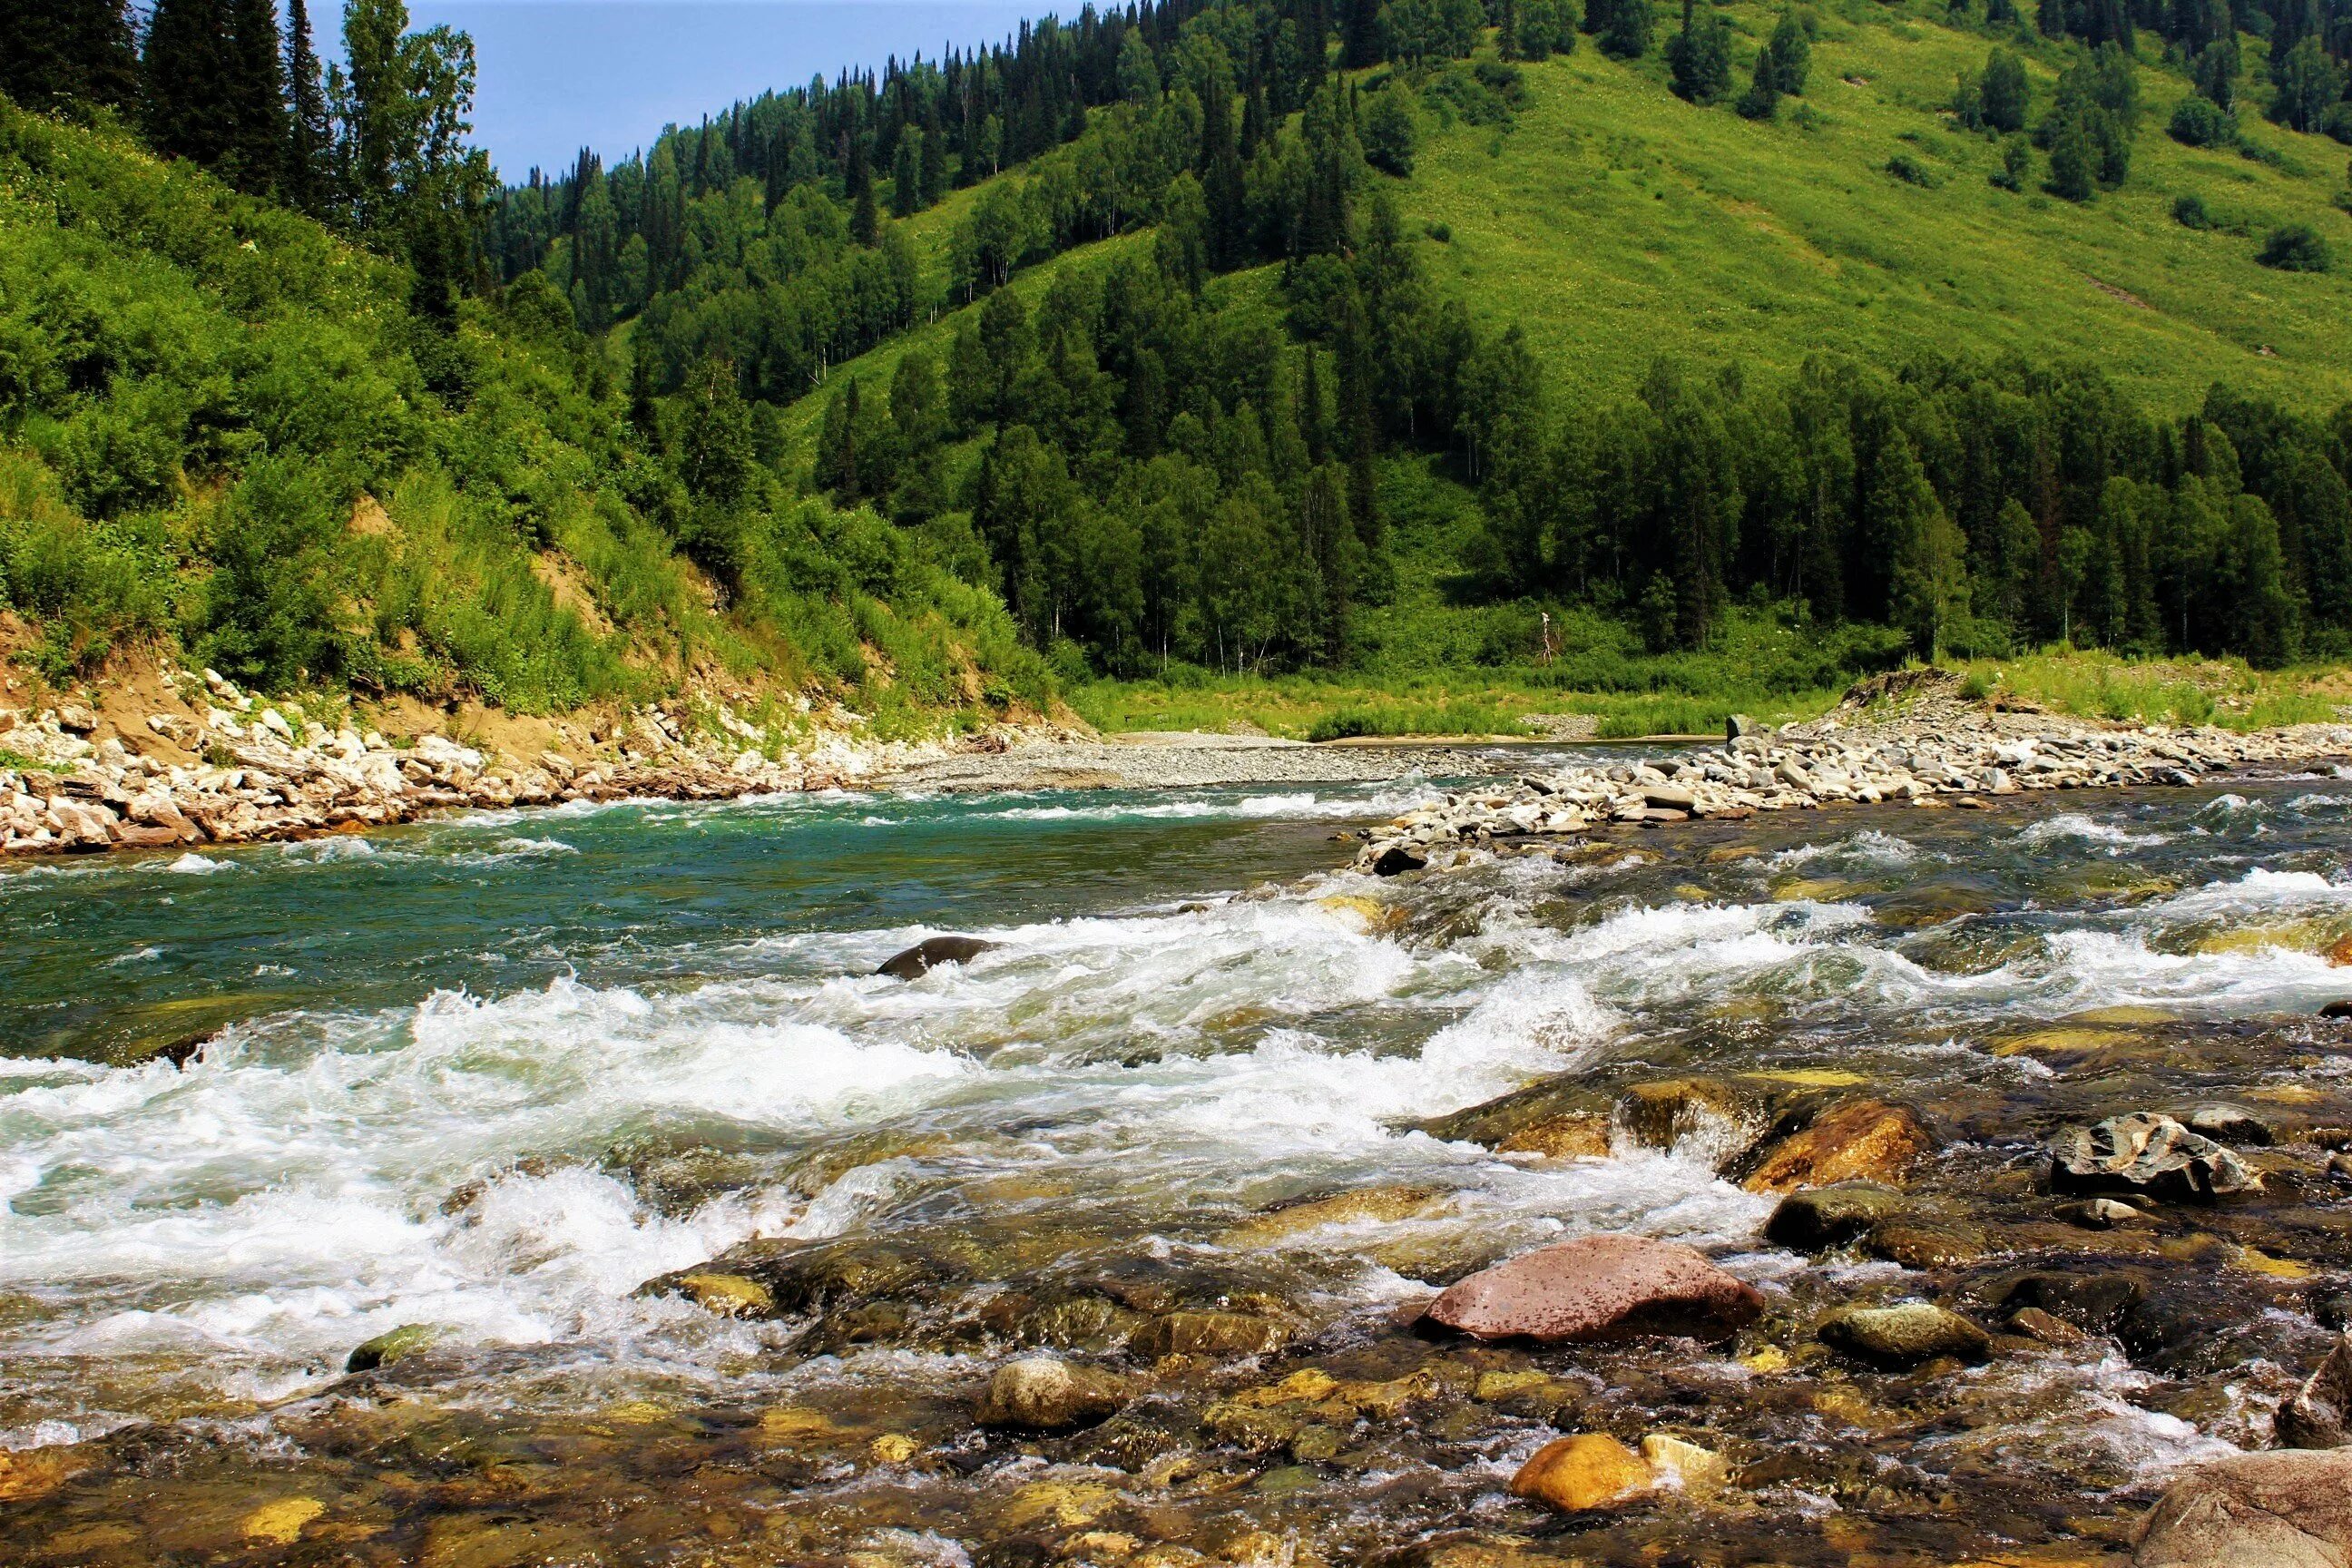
[1601,0,1656,60]
[1667,0,1734,103]
[224,0,287,192]
[283,0,334,213]
[144,0,238,167]
[2,0,140,113]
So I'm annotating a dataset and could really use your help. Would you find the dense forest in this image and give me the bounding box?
[4,0,2352,715]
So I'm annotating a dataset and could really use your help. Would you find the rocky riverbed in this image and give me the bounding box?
[1353,674,2352,878]
[15,681,2352,1565]
[0,665,1512,858]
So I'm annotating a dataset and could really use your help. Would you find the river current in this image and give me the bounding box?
[7,757,2352,1564]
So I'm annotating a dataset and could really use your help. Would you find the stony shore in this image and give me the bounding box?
[0,669,1504,859]
[1351,673,2352,877]
[8,663,2351,861]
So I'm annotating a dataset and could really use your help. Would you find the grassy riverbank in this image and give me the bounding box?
[1067,647,2352,742]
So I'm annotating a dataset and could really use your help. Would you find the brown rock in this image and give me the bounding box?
[1616,1078,1769,1162]
[2134,1446,2352,1566]
[1742,1100,1929,1194]
[2277,1332,2352,1449]
[1222,1185,1450,1245]
[975,1356,1127,1430]
[2048,1112,2262,1202]
[1496,1112,1612,1159]
[1420,1233,1764,1344]
[1130,1310,1283,1359]
[1510,1434,1655,1514]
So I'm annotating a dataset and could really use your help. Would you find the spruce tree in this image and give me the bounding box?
[223,0,287,193]
[1979,49,2029,133]
[144,0,239,167]
[1601,0,1656,61]
[283,0,333,213]
[891,132,920,219]
[918,100,948,205]
[1667,0,1733,104]
[2,0,140,113]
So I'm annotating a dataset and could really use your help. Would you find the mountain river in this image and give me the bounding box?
[6,755,2352,1564]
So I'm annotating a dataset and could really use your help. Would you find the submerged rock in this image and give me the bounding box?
[1818,1302,1993,1367]
[2056,1198,2147,1230]
[1742,1100,1929,1194]
[1510,1434,1655,1514]
[975,1356,1126,1431]
[2134,1446,2352,1565]
[1221,1185,1451,1246]
[1130,1310,1284,1359]
[1420,1233,1764,1344]
[2276,1333,2352,1449]
[1763,1182,1907,1250]
[2048,1112,2262,1201]
[2188,1103,2278,1146]
[673,1272,774,1318]
[876,936,1000,980]
[346,1323,449,1373]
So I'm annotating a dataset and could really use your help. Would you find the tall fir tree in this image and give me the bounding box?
[223,0,287,193]
[143,0,239,167]
[283,0,333,213]
[2,0,140,113]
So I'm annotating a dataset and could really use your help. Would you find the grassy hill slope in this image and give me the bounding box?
[1402,0,2352,408]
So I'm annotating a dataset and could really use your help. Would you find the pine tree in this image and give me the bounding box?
[2,0,140,113]
[1602,0,1656,61]
[918,99,949,205]
[282,0,333,213]
[144,0,238,167]
[1667,0,1734,104]
[891,132,920,219]
[223,0,287,193]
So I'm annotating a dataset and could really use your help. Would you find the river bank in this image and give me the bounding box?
[9,664,2352,863]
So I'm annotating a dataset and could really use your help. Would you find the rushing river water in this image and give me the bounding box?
[8,757,2352,1565]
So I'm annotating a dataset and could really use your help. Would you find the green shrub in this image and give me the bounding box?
[2172,191,2214,230]
[2258,224,2331,272]
[2168,95,2236,147]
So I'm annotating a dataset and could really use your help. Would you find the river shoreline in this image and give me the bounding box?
[5,665,2352,862]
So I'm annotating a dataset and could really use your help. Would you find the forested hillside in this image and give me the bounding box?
[5,0,2352,725]
[0,2,1042,725]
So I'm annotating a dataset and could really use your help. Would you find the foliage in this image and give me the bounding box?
[2258,222,2331,271]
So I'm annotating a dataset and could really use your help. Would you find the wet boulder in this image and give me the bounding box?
[1763,1182,1908,1250]
[2001,1271,2146,1338]
[2188,1103,2278,1147]
[975,1356,1127,1431]
[346,1323,450,1373]
[1413,1074,1614,1152]
[1370,844,1428,877]
[1740,1099,1929,1194]
[877,935,1000,980]
[1419,1233,1764,1345]
[1220,1184,1453,1247]
[1615,1078,1771,1164]
[1510,1434,1656,1514]
[2133,1446,2352,1566]
[2048,1112,2262,1202]
[1130,1309,1285,1359]
[1818,1302,1993,1368]
[2276,1333,2352,1449]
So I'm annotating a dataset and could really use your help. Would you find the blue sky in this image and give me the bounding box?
[407,1,1044,179]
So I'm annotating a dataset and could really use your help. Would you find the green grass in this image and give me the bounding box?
[1401,2,2352,410]
[1064,666,1847,739]
[1945,647,2352,729]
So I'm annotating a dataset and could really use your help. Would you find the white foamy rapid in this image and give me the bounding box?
[7,780,2352,1446]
